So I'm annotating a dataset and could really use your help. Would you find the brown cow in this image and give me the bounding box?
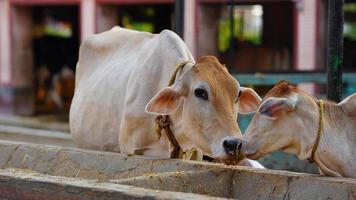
[238,81,356,177]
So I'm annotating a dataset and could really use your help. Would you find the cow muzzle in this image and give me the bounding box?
[212,137,246,165]
[237,139,260,159]
[223,138,243,156]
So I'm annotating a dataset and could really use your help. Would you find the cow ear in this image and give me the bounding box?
[258,96,297,118]
[239,87,262,114]
[145,83,184,115]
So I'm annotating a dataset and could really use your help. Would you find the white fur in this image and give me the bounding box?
[247,159,265,168]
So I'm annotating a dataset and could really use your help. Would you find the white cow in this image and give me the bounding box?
[70,27,263,167]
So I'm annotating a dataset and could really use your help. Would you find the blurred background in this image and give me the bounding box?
[0,0,355,173]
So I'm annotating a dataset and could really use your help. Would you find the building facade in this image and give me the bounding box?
[0,0,325,115]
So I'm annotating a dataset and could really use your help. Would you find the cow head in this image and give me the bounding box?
[145,56,261,161]
[240,81,319,160]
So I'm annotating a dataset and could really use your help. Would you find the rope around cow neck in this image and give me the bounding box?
[155,61,193,159]
[309,100,324,163]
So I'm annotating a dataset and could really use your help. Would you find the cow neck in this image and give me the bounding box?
[308,100,324,163]
[307,100,351,176]
[155,61,192,159]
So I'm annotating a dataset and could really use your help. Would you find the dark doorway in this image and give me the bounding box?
[117,4,174,33]
[32,6,79,114]
[344,2,356,72]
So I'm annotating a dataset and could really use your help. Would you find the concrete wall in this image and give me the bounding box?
[0,141,354,199]
[0,0,11,85]
[0,3,34,115]
[0,0,13,114]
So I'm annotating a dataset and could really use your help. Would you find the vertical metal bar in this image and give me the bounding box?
[229,0,235,48]
[229,0,235,42]
[228,0,236,71]
[175,0,184,39]
[327,0,344,102]
[239,10,244,38]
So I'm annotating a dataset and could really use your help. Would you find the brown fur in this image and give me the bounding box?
[264,80,298,99]
[264,80,352,132]
[193,56,239,131]
[194,56,238,106]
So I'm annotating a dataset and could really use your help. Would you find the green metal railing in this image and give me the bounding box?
[234,72,356,86]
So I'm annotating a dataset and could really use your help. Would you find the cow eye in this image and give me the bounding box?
[194,88,208,100]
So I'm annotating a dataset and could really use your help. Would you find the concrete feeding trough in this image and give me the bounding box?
[0,140,355,199]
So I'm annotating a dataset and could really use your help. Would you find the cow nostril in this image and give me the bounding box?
[223,138,242,155]
[238,141,243,150]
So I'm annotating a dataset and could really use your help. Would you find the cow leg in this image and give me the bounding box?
[319,168,326,176]
[118,114,170,158]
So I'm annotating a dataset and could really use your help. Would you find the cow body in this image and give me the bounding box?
[70,27,193,156]
[239,81,356,177]
[70,27,263,167]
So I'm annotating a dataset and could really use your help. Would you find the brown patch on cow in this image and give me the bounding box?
[193,56,239,130]
[194,56,238,105]
[197,55,220,64]
[264,80,298,99]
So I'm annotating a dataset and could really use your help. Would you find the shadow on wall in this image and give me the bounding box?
[258,152,319,174]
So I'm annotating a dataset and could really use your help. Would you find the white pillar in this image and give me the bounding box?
[297,0,317,70]
[81,0,96,41]
[0,0,11,84]
[296,0,318,94]
[184,0,197,58]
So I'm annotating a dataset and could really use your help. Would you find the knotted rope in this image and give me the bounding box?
[155,61,193,159]
[309,100,324,163]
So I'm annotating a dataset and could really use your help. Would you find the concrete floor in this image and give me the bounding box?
[0,114,69,132]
